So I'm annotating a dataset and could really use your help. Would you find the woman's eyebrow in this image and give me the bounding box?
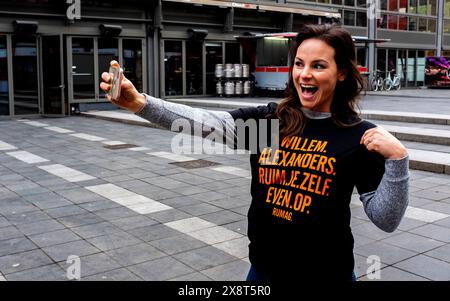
[295,57,329,64]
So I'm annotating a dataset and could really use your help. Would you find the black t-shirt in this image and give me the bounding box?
[229,103,385,281]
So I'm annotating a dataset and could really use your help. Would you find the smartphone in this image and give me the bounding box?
[108,64,122,100]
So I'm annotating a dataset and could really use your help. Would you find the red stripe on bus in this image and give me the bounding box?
[277,67,290,72]
[266,67,277,72]
[255,67,266,72]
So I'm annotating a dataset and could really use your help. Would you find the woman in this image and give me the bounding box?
[100,24,409,281]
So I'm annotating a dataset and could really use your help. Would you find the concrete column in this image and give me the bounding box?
[436,0,444,57]
[367,0,378,83]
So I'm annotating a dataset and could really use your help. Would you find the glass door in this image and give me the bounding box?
[205,42,222,95]
[12,35,39,115]
[186,40,203,95]
[0,35,9,116]
[41,35,65,116]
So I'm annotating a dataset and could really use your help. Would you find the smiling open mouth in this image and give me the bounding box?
[300,84,318,96]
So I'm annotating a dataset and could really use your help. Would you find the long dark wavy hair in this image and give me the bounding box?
[275,24,364,138]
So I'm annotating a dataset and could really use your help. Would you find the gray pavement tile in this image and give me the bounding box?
[228,205,250,216]
[48,183,80,192]
[435,217,450,228]
[412,189,450,201]
[85,231,142,252]
[421,202,450,215]
[93,207,139,221]
[130,186,181,201]
[359,266,430,281]
[78,199,121,212]
[0,249,53,275]
[353,233,376,247]
[350,206,371,221]
[408,224,450,243]
[396,217,427,231]
[199,181,236,191]
[71,221,122,239]
[5,263,67,281]
[410,180,443,189]
[60,253,121,278]
[55,188,105,204]
[173,246,238,270]
[0,226,23,242]
[81,268,143,281]
[408,196,435,208]
[147,209,193,223]
[105,242,165,266]
[0,216,10,228]
[354,241,417,265]
[45,205,89,219]
[221,220,248,236]
[0,237,38,257]
[424,243,450,263]
[394,254,450,281]
[171,185,210,196]
[382,232,446,253]
[158,196,202,208]
[351,221,401,241]
[2,210,51,226]
[168,272,213,281]
[58,212,105,228]
[42,240,101,262]
[29,229,82,248]
[207,197,249,210]
[150,234,208,255]
[127,256,194,281]
[200,259,251,281]
[128,224,181,242]
[16,219,66,236]
[0,200,39,215]
[189,190,229,202]
[140,177,191,189]
[109,215,158,231]
[178,203,223,216]
[0,188,19,200]
[199,210,246,226]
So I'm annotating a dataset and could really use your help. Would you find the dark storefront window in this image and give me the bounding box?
[0,36,8,115]
[72,38,95,99]
[225,43,240,64]
[377,49,387,73]
[344,0,355,6]
[205,42,222,95]
[356,11,367,27]
[98,38,118,97]
[344,11,355,26]
[164,40,182,96]
[13,36,38,115]
[356,47,366,67]
[123,39,143,92]
[186,40,203,95]
[408,16,418,31]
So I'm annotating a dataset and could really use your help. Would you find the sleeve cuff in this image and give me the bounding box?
[385,155,409,180]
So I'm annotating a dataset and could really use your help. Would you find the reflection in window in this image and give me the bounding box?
[356,0,366,7]
[186,40,203,95]
[418,18,427,31]
[427,19,436,32]
[389,0,398,11]
[72,38,95,99]
[428,0,436,15]
[446,0,450,17]
[418,0,427,15]
[98,38,118,97]
[13,36,38,115]
[399,0,408,12]
[344,11,355,26]
[408,0,417,13]
[0,35,8,115]
[123,39,143,92]
[164,40,182,96]
[344,0,354,6]
[380,0,387,10]
[399,16,408,30]
[356,11,367,27]
[257,38,288,66]
[445,20,450,33]
[205,42,222,95]
[408,16,418,31]
[331,0,342,4]
[388,15,398,29]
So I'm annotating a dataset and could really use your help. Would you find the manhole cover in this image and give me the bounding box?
[170,159,221,169]
[103,143,138,150]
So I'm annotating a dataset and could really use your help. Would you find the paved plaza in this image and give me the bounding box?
[1,92,450,281]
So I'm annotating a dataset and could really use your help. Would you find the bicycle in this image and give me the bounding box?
[383,69,401,91]
[370,70,384,91]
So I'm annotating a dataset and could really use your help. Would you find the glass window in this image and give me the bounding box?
[389,0,398,11]
[416,50,425,85]
[408,0,417,13]
[72,38,95,99]
[446,0,450,17]
[13,36,38,115]
[408,16,418,31]
[205,42,223,95]
[0,35,8,115]
[123,39,143,92]
[318,0,329,3]
[356,47,366,67]
[418,0,427,15]
[225,43,240,64]
[397,49,407,86]
[257,38,289,66]
[427,19,436,32]
[356,11,367,27]
[380,0,388,10]
[186,40,203,95]
[344,0,355,6]
[164,40,182,96]
[399,0,407,12]
[399,16,408,30]
[388,15,398,29]
[377,49,387,73]
[407,50,416,85]
[428,0,436,15]
[356,0,367,7]
[98,38,118,97]
[344,10,355,26]
[377,14,388,28]
[331,0,342,4]
[388,49,397,72]
[418,18,427,31]
[445,19,450,33]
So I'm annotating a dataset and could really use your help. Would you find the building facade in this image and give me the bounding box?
[0,0,448,118]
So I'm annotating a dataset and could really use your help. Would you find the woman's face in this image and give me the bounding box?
[292,38,346,112]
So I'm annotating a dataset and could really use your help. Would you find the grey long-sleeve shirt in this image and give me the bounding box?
[136,94,409,233]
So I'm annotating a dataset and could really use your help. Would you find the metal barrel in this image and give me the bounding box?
[234,63,242,78]
[242,64,249,78]
[243,80,251,95]
[235,80,243,95]
[216,81,223,96]
[224,81,235,96]
[224,63,234,78]
[215,64,223,78]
